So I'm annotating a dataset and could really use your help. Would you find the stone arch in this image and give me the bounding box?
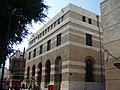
[32,64,36,80]
[44,60,51,87]
[85,56,94,82]
[85,56,94,63]
[27,66,30,79]
[37,62,42,85]
[54,56,62,90]
[21,83,25,89]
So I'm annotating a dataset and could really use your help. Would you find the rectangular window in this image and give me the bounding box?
[39,45,43,54]
[56,33,61,46]
[82,16,86,22]
[39,33,42,38]
[37,35,39,39]
[50,24,53,30]
[54,22,56,27]
[86,34,92,46]
[45,29,47,34]
[61,15,64,22]
[28,52,31,60]
[33,48,36,57]
[42,31,44,36]
[58,19,60,24]
[48,27,50,32]
[47,40,51,51]
[33,38,35,42]
[88,18,92,24]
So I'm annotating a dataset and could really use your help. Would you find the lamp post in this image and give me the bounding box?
[96,15,105,90]
[0,8,23,89]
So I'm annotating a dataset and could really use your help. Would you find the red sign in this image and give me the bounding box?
[37,67,40,73]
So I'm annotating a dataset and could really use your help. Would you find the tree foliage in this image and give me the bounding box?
[0,0,48,62]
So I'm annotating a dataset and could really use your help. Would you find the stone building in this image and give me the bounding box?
[101,0,120,90]
[24,3,104,90]
[9,50,26,89]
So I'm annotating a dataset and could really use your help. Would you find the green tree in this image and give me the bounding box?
[0,0,48,58]
[0,0,48,89]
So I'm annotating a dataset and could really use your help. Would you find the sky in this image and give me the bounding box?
[6,0,103,67]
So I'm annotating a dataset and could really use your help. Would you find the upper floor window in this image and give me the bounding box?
[56,33,61,46]
[48,27,50,32]
[54,22,56,27]
[42,31,44,36]
[58,19,60,24]
[39,33,42,38]
[61,15,64,22]
[86,33,92,46]
[47,40,51,51]
[45,29,47,34]
[28,52,31,60]
[39,45,43,54]
[88,18,92,24]
[50,24,53,30]
[33,48,36,57]
[37,35,39,39]
[82,16,86,22]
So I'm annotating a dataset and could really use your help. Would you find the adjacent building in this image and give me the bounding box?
[0,67,9,90]
[101,0,120,90]
[0,67,9,81]
[24,3,104,90]
[9,50,26,89]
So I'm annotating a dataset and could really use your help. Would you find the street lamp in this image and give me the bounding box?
[96,15,105,90]
[104,49,120,69]
[0,8,23,90]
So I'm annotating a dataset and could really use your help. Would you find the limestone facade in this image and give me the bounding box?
[101,0,120,90]
[24,3,104,90]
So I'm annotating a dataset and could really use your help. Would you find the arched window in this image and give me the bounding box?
[37,63,42,85]
[54,56,62,90]
[45,60,51,87]
[27,67,30,79]
[32,65,35,80]
[85,59,94,82]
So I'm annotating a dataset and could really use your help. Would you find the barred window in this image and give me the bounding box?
[86,33,92,46]
[56,33,61,46]
[47,40,51,51]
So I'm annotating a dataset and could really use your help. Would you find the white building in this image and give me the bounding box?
[24,3,104,90]
[101,0,120,90]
